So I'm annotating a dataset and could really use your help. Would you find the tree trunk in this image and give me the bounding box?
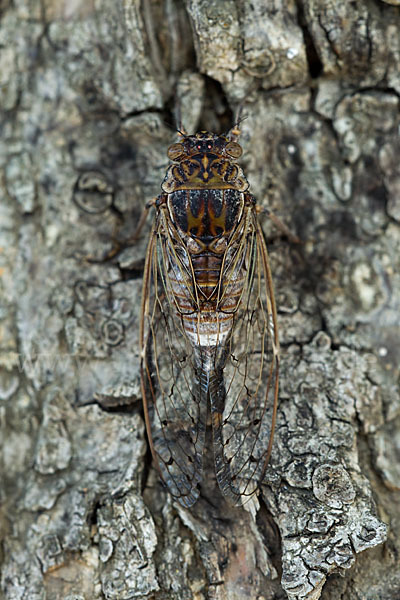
[1,1,399,598]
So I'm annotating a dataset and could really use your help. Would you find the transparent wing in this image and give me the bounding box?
[140,214,207,508]
[210,209,279,506]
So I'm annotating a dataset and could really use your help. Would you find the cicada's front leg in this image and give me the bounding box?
[249,193,302,244]
[82,196,160,264]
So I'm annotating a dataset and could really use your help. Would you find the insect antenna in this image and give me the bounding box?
[176,128,188,138]
[173,103,189,138]
[227,106,248,141]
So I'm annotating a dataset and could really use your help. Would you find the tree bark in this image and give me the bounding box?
[1,0,399,599]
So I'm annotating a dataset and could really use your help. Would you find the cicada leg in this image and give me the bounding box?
[126,196,158,244]
[254,201,302,244]
[83,196,158,264]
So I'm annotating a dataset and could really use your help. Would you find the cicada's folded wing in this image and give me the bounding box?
[210,209,279,506]
[140,218,207,508]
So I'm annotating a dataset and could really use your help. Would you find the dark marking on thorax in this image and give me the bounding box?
[168,189,243,244]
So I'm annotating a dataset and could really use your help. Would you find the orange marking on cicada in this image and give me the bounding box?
[186,208,205,238]
[208,199,228,238]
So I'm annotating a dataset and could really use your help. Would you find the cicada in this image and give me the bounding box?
[140,127,279,508]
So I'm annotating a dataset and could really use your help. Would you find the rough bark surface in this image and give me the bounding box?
[0,1,399,599]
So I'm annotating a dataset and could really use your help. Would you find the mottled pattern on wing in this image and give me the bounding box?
[141,222,207,508]
[210,212,279,506]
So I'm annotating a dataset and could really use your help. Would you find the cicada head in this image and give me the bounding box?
[163,130,248,193]
[167,132,243,163]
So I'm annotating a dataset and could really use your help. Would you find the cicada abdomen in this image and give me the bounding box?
[140,131,279,507]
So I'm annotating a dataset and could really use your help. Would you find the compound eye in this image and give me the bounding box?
[167,143,184,160]
[207,143,212,149]
[225,141,242,158]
